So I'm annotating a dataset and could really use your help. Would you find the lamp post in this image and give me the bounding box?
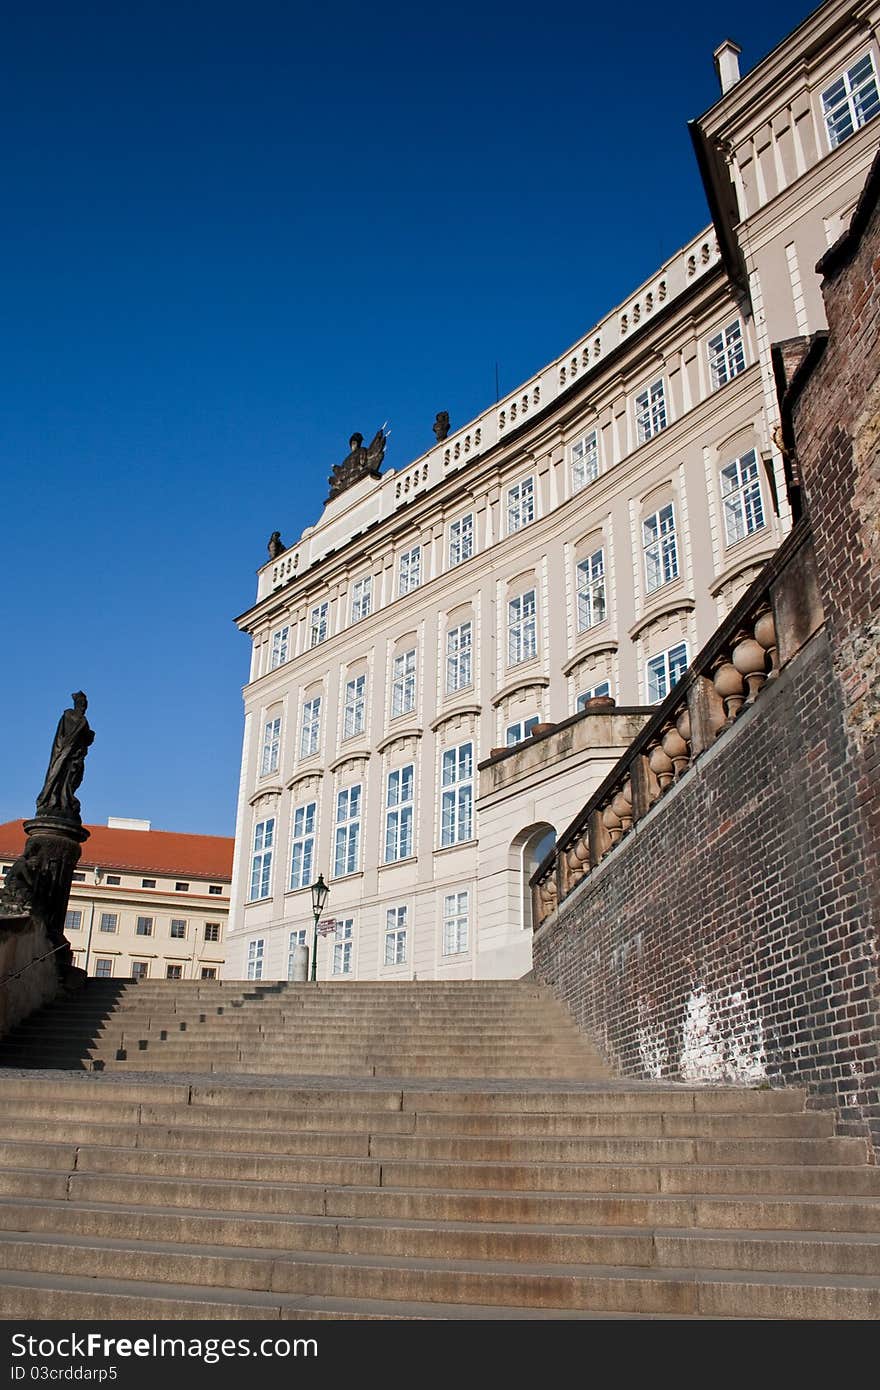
[309,873,329,983]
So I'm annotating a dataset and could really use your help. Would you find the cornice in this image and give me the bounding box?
[628,595,696,641]
[561,640,619,677]
[490,674,551,709]
[376,727,424,753]
[430,703,482,732]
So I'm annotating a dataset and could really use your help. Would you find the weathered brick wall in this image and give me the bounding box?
[533,624,880,1149]
[793,165,880,1013]
[535,160,880,1153]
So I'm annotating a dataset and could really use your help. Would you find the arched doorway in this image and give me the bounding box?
[509,822,556,932]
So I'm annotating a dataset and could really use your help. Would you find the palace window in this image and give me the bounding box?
[334,785,362,877]
[270,625,290,670]
[443,890,469,955]
[204,923,221,942]
[384,906,407,965]
[166,964,182,980]
[333,918,354,975]
[249,818,274,902]
[95,958,113,978]
[643,503,679,593]
[131,962,149,981]
[441,742,474,846]
[343,674,366,739]
[505,715,539,747]
[170,919,187,939]
[635,380,667,444]
[106,875,121,886]
[398,545,421,596]
[507,476,535,533]
[309,602,329,647]
[391,649,416,718]
[247,938,264,981]
[822,53,880,149]
[507,590,537,666]
[707,321,746,389]
[384,764,414,863]
[201,967,217,980]
[260,717,281,776]
[289,801,317,890]
[571,431,600,492]
[287,928,307,979]
[208,885,222,895]
[350,576,372,623]
[300,696,322,757]
[646,642,688,704]
[99,912,117,934]
[142,878,156,889]
[136,916,153,937]
[576,550,606,631]
[448,513,474,567]
[576,681,611,711]
[175,882,189,893]
[64,910,82,932]
[446,621,472,693]
[721,450,765,545]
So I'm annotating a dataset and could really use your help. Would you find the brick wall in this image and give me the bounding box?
[533,157,880,1154]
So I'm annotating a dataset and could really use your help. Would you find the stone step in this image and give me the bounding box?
[0,1232,876,1317]
[3,1198,879,1275]
[4,1164,880,1231]
[0,1078,814,1114]
[1,1140,878,1196]
[0,1269,700,1320]
[0,1097,832,1139]
[0,1118,860,1167]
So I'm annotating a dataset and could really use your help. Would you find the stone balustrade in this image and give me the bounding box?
[255,227,722,601]
[531,520,818,930]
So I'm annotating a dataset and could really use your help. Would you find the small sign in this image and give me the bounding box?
[317,918,338,937]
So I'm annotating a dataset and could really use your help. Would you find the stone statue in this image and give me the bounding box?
[326,428,387,502]
[35,692,95,822]
[433,411,450,443]
[267,531,285,559]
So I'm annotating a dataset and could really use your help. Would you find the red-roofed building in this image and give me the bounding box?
[0,818,234,981]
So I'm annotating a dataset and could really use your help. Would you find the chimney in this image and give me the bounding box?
[107,817,151,831]
[714,39,742,94]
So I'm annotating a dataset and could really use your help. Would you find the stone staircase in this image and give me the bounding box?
[0,979,877,1319]
[0,979,608,1078]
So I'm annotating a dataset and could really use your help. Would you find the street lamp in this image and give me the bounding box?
[309,873,329,982]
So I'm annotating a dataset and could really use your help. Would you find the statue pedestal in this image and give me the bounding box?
[20,817,90,980]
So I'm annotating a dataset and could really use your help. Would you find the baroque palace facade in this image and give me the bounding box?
[224,0,880,983]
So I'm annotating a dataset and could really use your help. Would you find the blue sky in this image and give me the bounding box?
[1,0,811,836]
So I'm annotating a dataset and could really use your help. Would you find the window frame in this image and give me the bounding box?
[350,575,373,624]
[505,715,540,747]
[442,890,469,955]
[635,379,667,444]
[135,916,153,937]
[507,589,538,667]
[448,513,474,567]
[247,937,264,981]
[248,817,275,902]
[384,905,407,966]
[260,716,282,777]
[570,431,600,492]
[822,51,880,150]
[646,642,689,704]
[440,741,474,847]
[576,549,606,632]
[707,320,746,390]
[506,476,535,534]
[332,918,354,976]
[343,674,366,739]
[270,625,290,670]
[642,503,679,594]
[721,449,765,547]
[289,800,317,891]
[333,784,362,878]
[300,696,322,758]
[576,681,611,711]
[446,621,473,694]
[384,763,415,863]
[391,648,416,718]
[398,544,422,597]
[309,601,329,648]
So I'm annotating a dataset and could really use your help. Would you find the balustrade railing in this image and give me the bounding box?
[530,524,810,930]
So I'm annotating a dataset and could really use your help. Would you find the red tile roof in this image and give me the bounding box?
[0,821,233,881]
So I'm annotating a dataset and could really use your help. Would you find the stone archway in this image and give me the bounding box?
[509,822,556,933]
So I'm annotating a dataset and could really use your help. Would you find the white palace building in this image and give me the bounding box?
[224,0,880,982]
